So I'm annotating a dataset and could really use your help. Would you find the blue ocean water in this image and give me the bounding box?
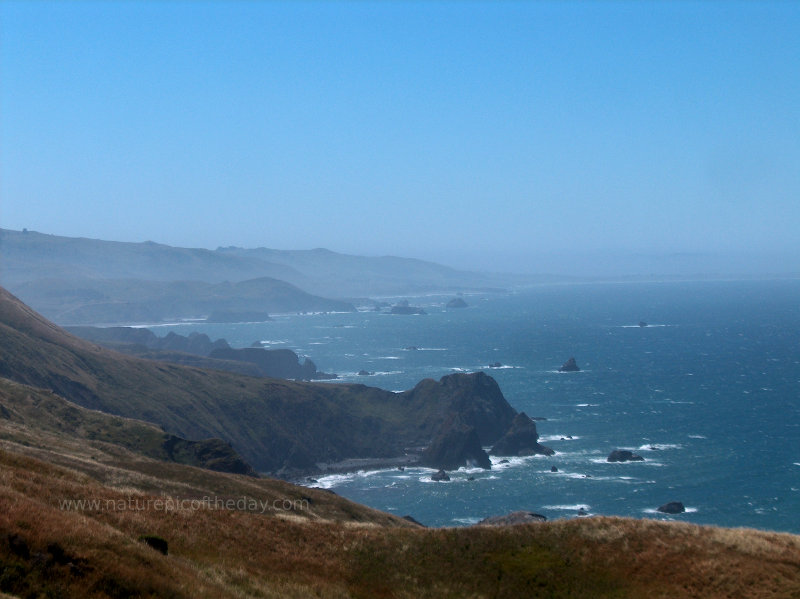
[152,280,800,533]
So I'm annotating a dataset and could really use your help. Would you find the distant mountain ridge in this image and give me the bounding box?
[0,229,532,325]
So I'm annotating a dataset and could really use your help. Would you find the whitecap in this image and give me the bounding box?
[643,507,697,515]
[313,473,357,488]
[637,443,682,451]
[539,434,580,442]
[542,504,591,511]
[688,434,707,439]
[452,517,481,525]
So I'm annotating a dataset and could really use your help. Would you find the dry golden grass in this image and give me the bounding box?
[2,440,800,599]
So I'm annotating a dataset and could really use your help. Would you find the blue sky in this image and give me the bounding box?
[2,1,799,274]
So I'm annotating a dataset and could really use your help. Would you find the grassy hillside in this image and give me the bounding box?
[0,286,515,474]
[1,436,798,598]
[0,377,254,475]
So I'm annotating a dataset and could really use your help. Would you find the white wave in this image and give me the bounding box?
[452,517,481,525]
[313,473,357,488]
[619,324,672,328]
[643,507,698,515]
[688,434,707,439]
[377,356,402,360]
[542,504,591,511]
[490,455,535,468]
[637,443,682,451]
[575,403,599,407]
[259,339,288,346]
[539,434,580,442]
[419,476,451,484]
[590,457,658,465]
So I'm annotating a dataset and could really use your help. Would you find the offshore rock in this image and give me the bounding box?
[607,449,645,462]
[431,469,450,482]
[558,357,580,372]
[446,297,468,309]
[657,501,686,514]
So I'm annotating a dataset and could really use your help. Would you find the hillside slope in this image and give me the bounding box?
[0,286,516,474]
[1,436,798,598]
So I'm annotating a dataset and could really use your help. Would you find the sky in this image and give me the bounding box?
[1,1,799,275]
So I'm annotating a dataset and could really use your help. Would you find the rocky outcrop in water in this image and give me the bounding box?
[490,413,554,457]
[607,449,644,462]
[446,298,468,309]
[559,357,580,372]
[390,300,426,315]
[657,501,685,514]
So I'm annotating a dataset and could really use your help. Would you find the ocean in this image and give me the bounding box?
[150,279,800,533]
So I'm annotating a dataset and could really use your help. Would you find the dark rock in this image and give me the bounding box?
[477,511,547,526]
[467,476,475,481]
[209,347,335,381]
[139,535,168,555]
[577,508,589,517]
[446,298,468,309]
[390,303,426,315]
[405,346,419,351]
[498,459,510,464]
[488,362,502,368]
[421,418,492,470]
[397,466,405,471]
[7,533,30,559]
[402,515,426,527]
[357,370,373,376]
[639,321,648,327]
[657,501,686,514]
[490,412,555,457]
[550,465,558,472]
[558,357,580,372]
[607,449,645,462]
[405,371,517,446]
[431,469,450,481]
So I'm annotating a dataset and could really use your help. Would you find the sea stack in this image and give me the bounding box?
[558,357,580,372]
[607,449,645,463]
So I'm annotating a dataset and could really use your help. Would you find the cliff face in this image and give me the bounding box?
[491,412,554,457]
[404,372,517,447]
[420,418,492,470]
[0,286,519,475]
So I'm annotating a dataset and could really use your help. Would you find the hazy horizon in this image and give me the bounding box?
[2,1,798,277]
